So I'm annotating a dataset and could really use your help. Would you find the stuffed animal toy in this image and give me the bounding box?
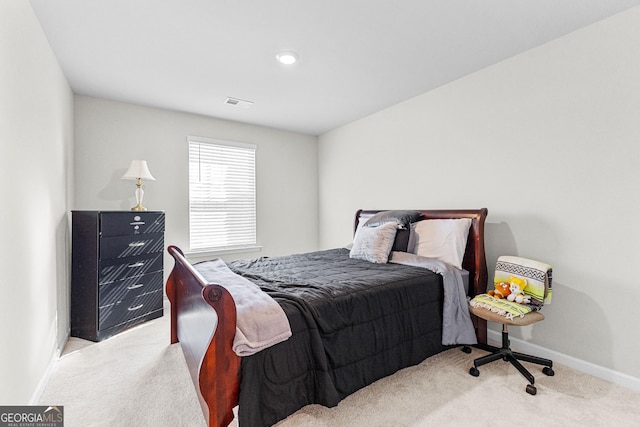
[506,276,531,304]
[488,281,511,299]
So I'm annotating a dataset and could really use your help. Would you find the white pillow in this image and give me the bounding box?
[354,215,372,238]
[343,215,373,249]
[410,218,472,269]
[350,222,398,264]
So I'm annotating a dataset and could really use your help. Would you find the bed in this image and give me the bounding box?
[166,208,488,427]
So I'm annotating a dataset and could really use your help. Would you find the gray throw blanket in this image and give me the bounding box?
[389,251,477,345]
[194,259,292,356]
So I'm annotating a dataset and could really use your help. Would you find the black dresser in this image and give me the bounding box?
[71,211,165,341]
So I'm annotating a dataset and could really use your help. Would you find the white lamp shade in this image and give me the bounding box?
[121,160,156,181]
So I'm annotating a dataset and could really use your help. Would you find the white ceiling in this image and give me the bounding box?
[30,0,640,136]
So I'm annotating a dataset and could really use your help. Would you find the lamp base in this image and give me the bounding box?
[131,182,147,211]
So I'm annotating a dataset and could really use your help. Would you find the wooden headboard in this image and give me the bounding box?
[355,208,489,343]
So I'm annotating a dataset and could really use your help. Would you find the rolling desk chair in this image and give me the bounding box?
[465,256,554,395]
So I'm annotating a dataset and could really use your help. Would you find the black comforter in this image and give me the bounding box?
[227,248,447,427]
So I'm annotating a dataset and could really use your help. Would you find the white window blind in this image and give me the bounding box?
[188,136,257,252]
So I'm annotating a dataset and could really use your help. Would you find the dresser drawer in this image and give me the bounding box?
[100,232,164,260]
[100,212,165,237]
[99,253,163,285]
[99,289,163,330]
[99,271,163,306]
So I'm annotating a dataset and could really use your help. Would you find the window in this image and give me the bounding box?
[188,136,257,253]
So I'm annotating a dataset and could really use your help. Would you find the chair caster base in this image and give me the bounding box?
[543,366,555,376]
[526,384,537,395]
[469,367,479,377]
[461,346,472,354]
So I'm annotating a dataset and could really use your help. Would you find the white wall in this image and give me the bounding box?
[319,7,640,380]
[74,96,319,263]
[0,1,74,404]
[5,0,637,404]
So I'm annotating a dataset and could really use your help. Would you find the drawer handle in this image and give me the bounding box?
[128,304,144,311]
[128,242,146,247]
[127,283,144,290]
[128,262,145,268]
[130,221,146,226]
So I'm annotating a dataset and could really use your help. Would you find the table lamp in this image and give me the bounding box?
[121,160,156,211]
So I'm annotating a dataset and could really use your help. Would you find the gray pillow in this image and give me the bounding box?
[364,210,422,252]
[364,210,423,228]
[349,222,398,263]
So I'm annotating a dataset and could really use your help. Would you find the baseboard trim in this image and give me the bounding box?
[30,331,69,405]
[487,329,640,393]
[29,348,59,405]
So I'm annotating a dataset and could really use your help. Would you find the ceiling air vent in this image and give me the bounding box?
[225,97,254,108]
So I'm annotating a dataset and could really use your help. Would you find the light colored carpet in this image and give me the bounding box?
[40,301,640,426]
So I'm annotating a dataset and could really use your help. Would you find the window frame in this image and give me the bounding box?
[187,135,261,255]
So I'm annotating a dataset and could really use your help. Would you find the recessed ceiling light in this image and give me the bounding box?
[276,51,299,65]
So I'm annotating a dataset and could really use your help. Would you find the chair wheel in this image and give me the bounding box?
[526,384,537,395]
[543,367,555,376]
[461,346,472,354]
[469,367,479,377]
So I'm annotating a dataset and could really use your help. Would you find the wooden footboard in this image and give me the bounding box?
[166,246,240,427]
